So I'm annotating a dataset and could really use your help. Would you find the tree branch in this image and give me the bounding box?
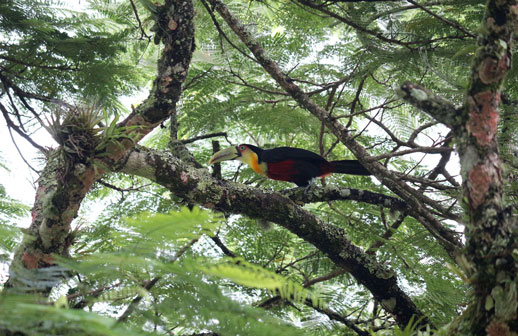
[295,0,457,49]
[406,0,476,38]
[206,0,463,260]
[129,0,151,40]
[117,146,433,328]
[282,185,410,212]
[304,298,370,336]
[397,81,459,128]
[180,132,228,144]
[0,102,47,154]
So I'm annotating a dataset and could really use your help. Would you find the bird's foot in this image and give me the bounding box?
[303,179,318,197]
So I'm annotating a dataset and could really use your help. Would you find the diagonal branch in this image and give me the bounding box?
[0,102,46,153]
[118,146,433,329]
[406,0,476,38]
[206,0,462,259]
[129,0,151,40]
[282,185,410,212]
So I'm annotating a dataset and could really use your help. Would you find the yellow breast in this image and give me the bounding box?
[238,150,267,175]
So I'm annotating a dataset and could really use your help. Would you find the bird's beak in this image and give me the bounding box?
[208,146,240,165]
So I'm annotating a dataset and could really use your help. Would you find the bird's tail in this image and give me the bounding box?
[330,160,371,176]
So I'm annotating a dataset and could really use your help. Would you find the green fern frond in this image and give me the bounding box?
[125,206,223,242]
[201,257,325,308]
[0,295,148,336]
[95,285,150,303]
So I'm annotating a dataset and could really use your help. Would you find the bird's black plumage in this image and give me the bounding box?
[245,145,370,187]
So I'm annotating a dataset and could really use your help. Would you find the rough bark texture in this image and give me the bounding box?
[397,82,460,129]
[401,1,518,334]
[454,1,518,335]
[4,0,195,293]
[118,145,432,328]
[282,185,410,212]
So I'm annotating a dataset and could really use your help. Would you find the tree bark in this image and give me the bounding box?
[402,1,518,334]
[117,145,432,328]
[456,1,518,334]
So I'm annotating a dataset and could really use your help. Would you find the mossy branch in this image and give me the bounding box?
[118,145,433,329]
[397,81,460,129]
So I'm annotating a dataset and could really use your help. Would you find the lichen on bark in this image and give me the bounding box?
[119,146,431,328]
[452,0,518,334]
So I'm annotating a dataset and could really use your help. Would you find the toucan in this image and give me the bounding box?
[209,144,371,187]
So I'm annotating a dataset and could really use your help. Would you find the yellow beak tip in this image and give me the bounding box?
[208,146,239,165]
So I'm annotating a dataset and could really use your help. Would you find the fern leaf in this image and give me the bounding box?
[201,257,324,308]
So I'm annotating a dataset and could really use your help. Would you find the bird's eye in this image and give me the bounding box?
[239,145,246,151]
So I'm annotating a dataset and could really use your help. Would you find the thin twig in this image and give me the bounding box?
[180,132,228,144]
[200,0,257,63]
[117,238,198,323]
[211,235,236,257]
[303,268,346,287]
[97,180,152,193]
[6,123,40,174]
[0,102,46,154]
[129,0,151,40]
[406,0,476,38]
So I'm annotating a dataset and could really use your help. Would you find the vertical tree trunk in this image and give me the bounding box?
[456,1,518,334]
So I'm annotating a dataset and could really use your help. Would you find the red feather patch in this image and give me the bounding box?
[266,160,299,182]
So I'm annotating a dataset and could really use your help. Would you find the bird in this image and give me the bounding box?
[208,144,371,187]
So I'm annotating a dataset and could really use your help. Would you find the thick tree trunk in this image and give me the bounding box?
[402,1,518,334]
[455,1,518,334]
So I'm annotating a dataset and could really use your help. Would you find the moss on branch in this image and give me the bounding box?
[119,146,433,329]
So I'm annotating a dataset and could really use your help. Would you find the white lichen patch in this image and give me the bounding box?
[123,152,157,180]
[381,297,397,311]
[460,146,480,177]
[74,163,87,176]
[172,64,185,74]
[339,188,351,197]
[498,39,508,55]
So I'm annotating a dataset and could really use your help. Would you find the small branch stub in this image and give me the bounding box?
[398,81,457,128]
[478,55,509,84]
[168,18,178,30]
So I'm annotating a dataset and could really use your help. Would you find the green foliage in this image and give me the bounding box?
[202,257,324,307]
[126,206,222,242]
[0,295,150,336]
[388,316,432,336]
[0,160,27,262]
[0,0,155,118]
[49,207,305,336]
